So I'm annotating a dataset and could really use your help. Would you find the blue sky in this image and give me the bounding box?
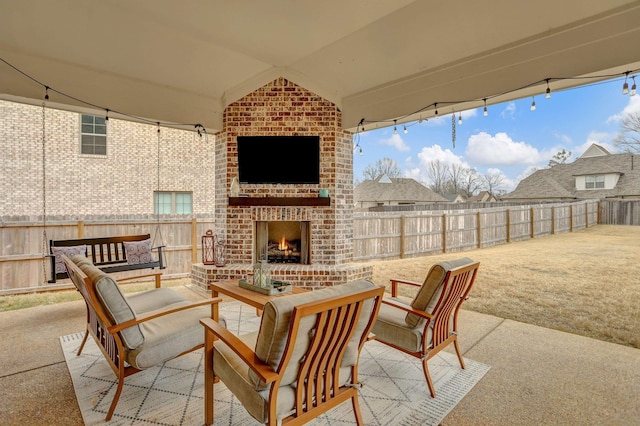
[353,76,640,193]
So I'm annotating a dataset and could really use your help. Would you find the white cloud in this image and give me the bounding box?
[485,167,517,193]
[517,165,540,181]
[379,133,410,151]
[404,144,468,183]
[416,144,468,167]
[607,95,640,123]
[500,102,516,119]
[466,132,542,166]
[573,131,618,156]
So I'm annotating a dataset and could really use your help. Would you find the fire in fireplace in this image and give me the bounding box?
[255,221,310,264]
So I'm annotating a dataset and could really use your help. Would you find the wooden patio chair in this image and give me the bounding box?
[200,280,384,426]
[62,254,224,421]
[370,257,480,398]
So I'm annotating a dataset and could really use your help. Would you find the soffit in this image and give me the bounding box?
[1,0,640,131]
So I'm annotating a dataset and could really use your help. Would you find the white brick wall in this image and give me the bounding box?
[0,100,216,217]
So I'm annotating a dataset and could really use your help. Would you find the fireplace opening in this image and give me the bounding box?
[254,221,310,264]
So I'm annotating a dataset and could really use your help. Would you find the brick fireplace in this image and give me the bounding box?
[191,77,372,290]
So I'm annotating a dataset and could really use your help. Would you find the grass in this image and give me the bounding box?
[0,278,189,312]
[370,224,640,349]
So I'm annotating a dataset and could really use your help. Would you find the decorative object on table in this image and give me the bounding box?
[318,189,329,197]
[202,230,216,265]
[239,278,292,295]
[252,258,271,288]
[230,177,240,197]
[214,234,226,267]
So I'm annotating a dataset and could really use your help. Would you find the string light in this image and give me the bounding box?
[622,72,630,95]
[403,124,408,134]
[0,57,207,136]
[530,96,536,111]
[483,98,488,116]
[545,79,551,99]
[393,119,397,135]
[458,113,462,125]
[630,76,636,96]
[105,108,109,121]
[434,102,438,116]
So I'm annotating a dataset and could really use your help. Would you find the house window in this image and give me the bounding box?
[585,175,605,189]
[80,114,107,155]
[154,191,193,214]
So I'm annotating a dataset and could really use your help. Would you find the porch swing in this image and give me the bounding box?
[47,117,166,285]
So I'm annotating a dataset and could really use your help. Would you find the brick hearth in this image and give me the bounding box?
[191,77,372,291]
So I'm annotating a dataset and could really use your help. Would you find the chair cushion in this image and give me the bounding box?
[250,280,378,391]
[73,256,146,350]
[406,257,474,328]
[214,331,351,424]
[126,303,213,369]
[372,298,424,353]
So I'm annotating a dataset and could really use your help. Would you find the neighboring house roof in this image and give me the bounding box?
[503,145,640,200]
[467,191,496,202]
[355,176,448,204]
[444,193,466,202]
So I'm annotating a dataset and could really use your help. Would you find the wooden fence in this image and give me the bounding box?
[0,216,215,295]
[352,200,600,261]
[599,199,640,225]
[1,198,633,294]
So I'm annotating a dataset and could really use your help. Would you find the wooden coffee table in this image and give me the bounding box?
[210,279,307,321]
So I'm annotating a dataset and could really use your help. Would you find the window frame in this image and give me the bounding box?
[154,191,193,214]
[80,114,107,156]
[584,175,605,189]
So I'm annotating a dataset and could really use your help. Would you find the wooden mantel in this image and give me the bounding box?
[228,197,331,207]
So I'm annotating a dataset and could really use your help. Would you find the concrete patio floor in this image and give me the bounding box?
[1,285,639,425]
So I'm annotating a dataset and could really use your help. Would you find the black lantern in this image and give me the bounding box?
[202,230,215,265]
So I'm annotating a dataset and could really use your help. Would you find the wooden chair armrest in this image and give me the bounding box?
[200,317,278,384]
[109,297,223,333]
[117,272,163,283]
[117,272,163,288]
[390,278,422,297]
[381,298,434,320]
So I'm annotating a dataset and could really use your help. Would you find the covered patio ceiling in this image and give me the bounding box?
[2,0,640,133]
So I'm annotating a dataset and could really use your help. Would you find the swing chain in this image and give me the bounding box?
[41,102,48,284]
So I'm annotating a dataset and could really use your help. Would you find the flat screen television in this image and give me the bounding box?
[237,136,320,184]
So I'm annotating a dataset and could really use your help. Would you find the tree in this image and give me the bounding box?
[482,170,505,195]
[361,157,402,181]
[548,149,572,167]
[459,168,482,198]
[614,113,640,154]
[425,159,450,195]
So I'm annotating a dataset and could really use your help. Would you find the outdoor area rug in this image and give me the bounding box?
[61,301,490,425]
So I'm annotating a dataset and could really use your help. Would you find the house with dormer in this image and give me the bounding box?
[502,144,640,202]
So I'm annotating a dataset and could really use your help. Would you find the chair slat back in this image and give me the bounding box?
[430,261,480,347]
[282,286,384,419]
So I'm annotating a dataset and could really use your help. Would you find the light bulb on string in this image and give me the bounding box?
[458,113,462,125]
[393,120,397,135]
[483,98,488,117]
[359,147,363,156]
[105,109,110,121]
[530,97,536,111]
[545,79,551,99]
[622,72,630,95]
[434,103,438,116]
[403,125,408,134]
[44,86,49,100]
[630,76,636,96]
